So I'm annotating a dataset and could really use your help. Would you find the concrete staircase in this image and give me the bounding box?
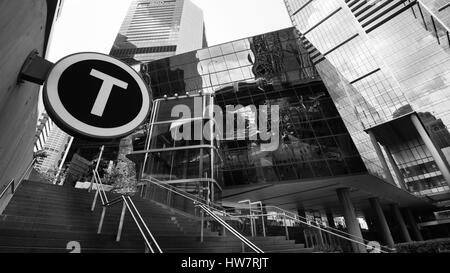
[0,180,313,253]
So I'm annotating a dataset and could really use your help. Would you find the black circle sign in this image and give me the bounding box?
[43,52,150,139]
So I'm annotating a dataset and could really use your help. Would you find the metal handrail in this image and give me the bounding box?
[0,179,15,200]
[141,177,238,219]
[282,213,388,253]
[197,203,264,253]
[126,195,162,253]
[0,158,36,200]
[221,211,388,253]
[264,205,393,252]
[141,177,391,252]
[149,180,392,252]
[91,170,109,208]
[223,204,392,252]
[141,177,265,253]
[91,171,162,253]
[417,0,450,33]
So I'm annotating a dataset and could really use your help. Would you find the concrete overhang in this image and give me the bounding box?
[222,173,433,216]
[364,112,420,147]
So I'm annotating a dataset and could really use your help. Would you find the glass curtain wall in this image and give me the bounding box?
[142,94,222,203]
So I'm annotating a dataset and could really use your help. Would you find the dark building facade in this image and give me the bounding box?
[139,28,368,188]
[127,28,431,251]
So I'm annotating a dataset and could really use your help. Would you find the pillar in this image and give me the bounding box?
[368,131,396,185]
[297,208,306,218]
[326,211,336,229]
[383,145,408,190]
[411,114,450,187]
[369,197,395,248]
[336,188,367,253]
[390,204,412,243]
[405,209,423,241]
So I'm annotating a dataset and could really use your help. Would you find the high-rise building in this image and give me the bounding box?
[34,112,56,152]
[130,27,434,251]
[67,0,208,165]
[35,125,71,172]
[110,0,207,65]
[284,0,450,206]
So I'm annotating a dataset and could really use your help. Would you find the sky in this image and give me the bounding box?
[47,0,292,61]
[40,0,293,114]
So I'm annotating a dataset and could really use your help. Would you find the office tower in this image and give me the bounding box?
[284,0,450,206]
[130,27,432,251]
[35,126,71,172]
[67,0,207,165]
[34,112,56,152]
[110,0,207,65]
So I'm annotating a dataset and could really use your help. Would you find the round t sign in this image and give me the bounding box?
[43,52,150,139]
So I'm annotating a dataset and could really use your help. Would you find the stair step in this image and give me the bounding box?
[0,180,311,253]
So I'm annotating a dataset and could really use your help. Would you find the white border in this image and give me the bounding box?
[44,52,150,139]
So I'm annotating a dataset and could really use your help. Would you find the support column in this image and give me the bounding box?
[368,131,396,185]
[369,197,395,248]
[326,211,336,229]
[336,188,367,253]
[390,204,412,243]
[411,114,450,187]
[405,209,423,241]
[383,145,408,190]
[297,208,306,219]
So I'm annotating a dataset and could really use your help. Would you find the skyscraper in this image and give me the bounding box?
[66,0,207,165]
[284,0,450,206]
[35,125,71,172]
[130,27,431,251]
[110,0,207,65]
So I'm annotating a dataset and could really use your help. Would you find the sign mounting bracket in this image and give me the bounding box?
[18,50,54,85]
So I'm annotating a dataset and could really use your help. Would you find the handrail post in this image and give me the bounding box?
[91,189,99,211]
[116,200,127,242]
[89,145,104,192]
[11,180,15,194]
[241,242,245,253]
[304,230,309,248]
[249,204,255,237]
[97,206,106,234]
[260,204,266,237]
[222,210,227,237]
[316,223,325,247]
[283,212,290,240]
[200,210,204,243]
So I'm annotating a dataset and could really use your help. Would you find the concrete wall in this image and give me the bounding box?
[0,1,50,211]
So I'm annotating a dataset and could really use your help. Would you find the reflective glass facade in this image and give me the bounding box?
[285,0,450,201]
[140,28,367,190]
[142,95,222,202]
[110,0,206,65]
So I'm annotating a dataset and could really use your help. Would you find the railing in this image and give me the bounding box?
[139,176,392,253]
[220,204,392,253]
[266,205,393,253]
[196,203,263,253]
[140,177,264,253]
[0,158,36,201]
[90,170,162,253]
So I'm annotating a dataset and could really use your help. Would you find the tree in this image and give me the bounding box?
[32,166,62,184]
[109,126,146,195]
